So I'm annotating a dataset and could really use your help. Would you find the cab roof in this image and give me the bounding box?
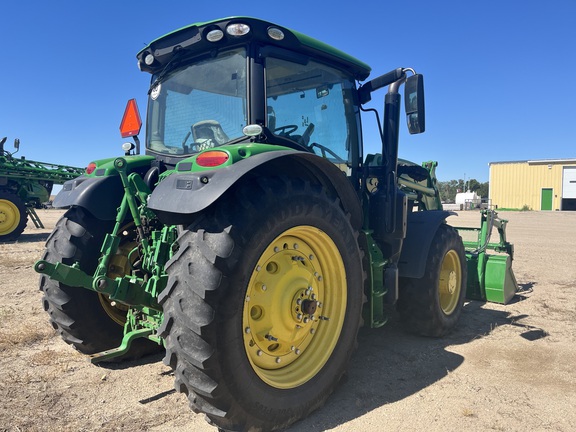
[137,17,372,81]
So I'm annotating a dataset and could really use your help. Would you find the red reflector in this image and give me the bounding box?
[86,162,97,174]
[196,151,230,167]
[119,99,142,138]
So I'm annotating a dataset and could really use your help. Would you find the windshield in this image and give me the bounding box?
[146,48,247,156]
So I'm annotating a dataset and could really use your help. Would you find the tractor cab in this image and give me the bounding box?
[137,18,370,173]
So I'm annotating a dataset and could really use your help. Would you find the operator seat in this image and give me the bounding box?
[192,120,229,150]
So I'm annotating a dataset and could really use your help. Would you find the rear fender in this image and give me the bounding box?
[53,156,155,220]
[147,150,362,229]
[398,210,455,279]
[54,176,124,221]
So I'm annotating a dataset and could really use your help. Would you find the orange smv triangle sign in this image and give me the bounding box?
[119,99,142,138]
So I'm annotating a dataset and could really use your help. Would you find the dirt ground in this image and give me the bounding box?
[1,209,575,432]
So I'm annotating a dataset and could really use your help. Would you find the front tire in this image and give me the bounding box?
[398,224,467,337]
[159,178,364,432]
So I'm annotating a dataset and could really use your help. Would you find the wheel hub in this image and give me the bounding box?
[242,226,347,389]
[439,250,462,315]
[244,242,323,368]
[301,298,318,315]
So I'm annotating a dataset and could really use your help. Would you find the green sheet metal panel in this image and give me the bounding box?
[465,253,484,301]
[484,254,517,304]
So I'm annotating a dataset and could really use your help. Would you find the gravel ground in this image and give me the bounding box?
[1,209,574,432]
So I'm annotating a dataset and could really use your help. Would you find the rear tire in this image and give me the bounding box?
[39,207,159,360]
[159,177,364,432]
[398,224,466,337]
[0,191,27,241]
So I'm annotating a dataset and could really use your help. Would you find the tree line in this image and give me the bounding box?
[437,179,489,203]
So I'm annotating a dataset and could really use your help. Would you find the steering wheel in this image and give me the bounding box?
[274,125,299,136]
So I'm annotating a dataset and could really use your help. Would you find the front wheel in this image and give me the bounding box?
[159,178,364,432]
[398,224,467,337]
[0,191,27,241]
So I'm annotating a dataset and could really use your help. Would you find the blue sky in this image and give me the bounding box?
[2,0,575,183]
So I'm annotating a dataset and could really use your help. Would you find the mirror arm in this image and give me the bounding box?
[359,68,405,104]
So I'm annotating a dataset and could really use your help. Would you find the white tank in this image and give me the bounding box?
[455,191,481,207]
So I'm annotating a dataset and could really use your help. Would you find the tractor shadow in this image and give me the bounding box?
[11,232,51,243]
[286,299,525,432]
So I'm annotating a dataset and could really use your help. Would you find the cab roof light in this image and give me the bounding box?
[196,150,230,167]
[267,27,285,41]
[226,23,250,37]
[144,53,155,66]
[207,29,224,42]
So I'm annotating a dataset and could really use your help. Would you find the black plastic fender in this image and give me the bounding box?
[147,150,363,229]
[53,176,123,220]
[397,210,456,279]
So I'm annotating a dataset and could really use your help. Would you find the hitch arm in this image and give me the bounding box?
[35,259,162,311]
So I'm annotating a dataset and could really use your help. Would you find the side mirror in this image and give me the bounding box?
[14,138,20,150]
[404,74,425,134]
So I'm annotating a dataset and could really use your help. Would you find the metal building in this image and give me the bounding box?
[489,159,576,211]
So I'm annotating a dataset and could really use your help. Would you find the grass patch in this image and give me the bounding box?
[0,322,55,351]
[30,349,60,366]
[496,205,532,211]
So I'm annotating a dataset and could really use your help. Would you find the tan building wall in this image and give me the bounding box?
[489,159,576,211]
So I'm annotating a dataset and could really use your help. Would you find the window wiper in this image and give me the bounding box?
[148,50,185,94]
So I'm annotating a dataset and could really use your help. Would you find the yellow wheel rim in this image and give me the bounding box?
[438,250,462,315]
[243,226,347,389]
[0,198,21,236]
[97,227,136,326]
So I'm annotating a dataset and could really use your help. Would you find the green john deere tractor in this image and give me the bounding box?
[35,17,516,432]
[0,137,84,241]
